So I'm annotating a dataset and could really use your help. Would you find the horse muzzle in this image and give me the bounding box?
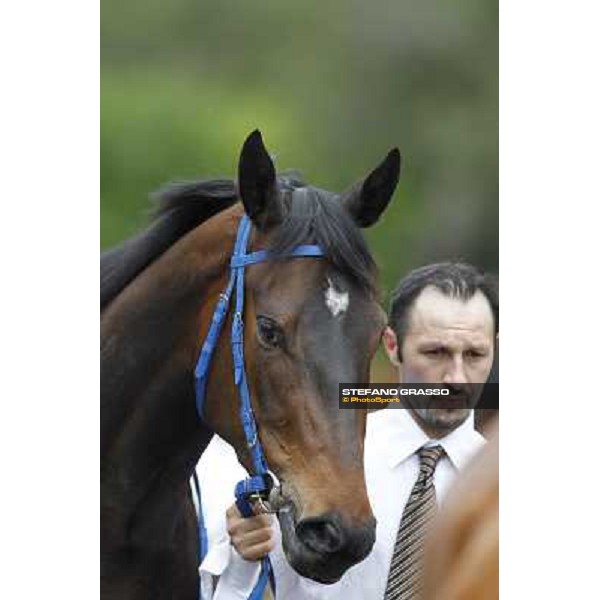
[274,497,376,584]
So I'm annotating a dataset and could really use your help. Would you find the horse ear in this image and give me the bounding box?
[342,148,401,228]
[238,130,282,230]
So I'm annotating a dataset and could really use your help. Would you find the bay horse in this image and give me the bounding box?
[101,130,402,599]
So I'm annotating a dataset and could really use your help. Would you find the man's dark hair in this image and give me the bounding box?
[389,262,499,360]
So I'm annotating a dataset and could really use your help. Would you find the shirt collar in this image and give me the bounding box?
[370,409,485,471]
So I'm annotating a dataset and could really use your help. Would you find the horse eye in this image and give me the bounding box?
[256,316,285,349]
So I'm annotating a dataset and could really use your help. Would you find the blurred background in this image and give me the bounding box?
[101,0,498,379]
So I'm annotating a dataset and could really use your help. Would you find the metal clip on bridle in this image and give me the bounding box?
[235,473,275,517]
[249,475,275,515]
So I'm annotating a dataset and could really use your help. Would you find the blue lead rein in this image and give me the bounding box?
[193,215,325,599]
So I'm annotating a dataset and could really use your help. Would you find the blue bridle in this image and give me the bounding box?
[193,214,325,599]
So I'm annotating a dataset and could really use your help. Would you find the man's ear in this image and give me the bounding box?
[237,129,282,230]
[382,326,402,369]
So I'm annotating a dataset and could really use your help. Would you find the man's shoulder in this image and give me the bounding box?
[446,424,488,472]
[365,408,394,441]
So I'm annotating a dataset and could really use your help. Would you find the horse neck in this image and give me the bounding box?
[101,204,244,547]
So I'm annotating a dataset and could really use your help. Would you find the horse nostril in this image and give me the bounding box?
[296,516,344,554]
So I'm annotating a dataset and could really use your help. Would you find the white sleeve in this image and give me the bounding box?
[199,537,261,600]
[195,436,261,600]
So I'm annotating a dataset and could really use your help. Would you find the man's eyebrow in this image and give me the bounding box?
[416,339,491,349]
[467,342,492,352]
[417,340,448,348]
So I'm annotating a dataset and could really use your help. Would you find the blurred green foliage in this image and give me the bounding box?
[101,0,498,305]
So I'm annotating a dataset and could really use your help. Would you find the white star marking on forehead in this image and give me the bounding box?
[324,277,349,317]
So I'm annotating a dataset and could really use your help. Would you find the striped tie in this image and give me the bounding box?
[384,445,446,600]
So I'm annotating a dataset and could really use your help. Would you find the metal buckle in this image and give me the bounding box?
[249,473,275,514]
[249,492,274,514]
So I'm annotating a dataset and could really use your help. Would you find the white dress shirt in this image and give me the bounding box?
[197,409,485,599]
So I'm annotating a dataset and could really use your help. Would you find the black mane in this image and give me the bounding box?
[100,180,238,309]
[273,177,378,296]
[101,176,378,309]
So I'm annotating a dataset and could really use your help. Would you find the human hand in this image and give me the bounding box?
[225,503,275,561]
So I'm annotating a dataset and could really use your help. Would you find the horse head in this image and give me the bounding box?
[203,130,401,583]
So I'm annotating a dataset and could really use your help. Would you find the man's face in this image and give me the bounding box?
[383,286,495,436]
